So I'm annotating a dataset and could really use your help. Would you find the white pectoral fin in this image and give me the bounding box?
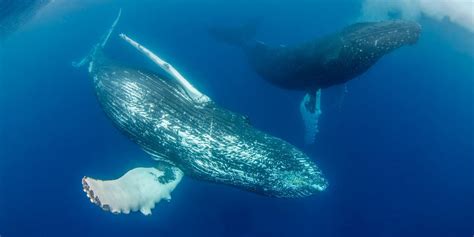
[100,8,122,48]
[72,9,122,71]
[82,166,183,215]
[299,89,322,144]
[119,33,211,104]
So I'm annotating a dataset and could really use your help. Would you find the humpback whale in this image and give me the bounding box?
[0,0,50,38]
[210,20,421,143]
[76,11,327,215]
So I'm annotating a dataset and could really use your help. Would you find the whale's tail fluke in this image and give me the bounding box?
[82,165,183,215]
[72,9,122,70]
[209,18,262,48]
[300,90,322,144]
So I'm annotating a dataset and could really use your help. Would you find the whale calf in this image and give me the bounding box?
[211,20,421,143]
[77,11,327,215]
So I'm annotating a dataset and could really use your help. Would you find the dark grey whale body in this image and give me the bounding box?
[212,20,421,91]
[211,20,421,143]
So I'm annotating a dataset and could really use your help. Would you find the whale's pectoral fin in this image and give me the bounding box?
[119,33,211,104]
[72,9,122,71]
[82,165,183,215]
[300,89,322,144]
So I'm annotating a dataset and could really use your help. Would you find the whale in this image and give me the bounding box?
[0,0,50,38]
[210,20,421,143]
[76,11,327,215]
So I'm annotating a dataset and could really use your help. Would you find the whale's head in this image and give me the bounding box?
[261,145,328,198]
[371,20,421,46]
[343,20,421,57]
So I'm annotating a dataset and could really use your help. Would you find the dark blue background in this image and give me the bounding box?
[1,1,473,236]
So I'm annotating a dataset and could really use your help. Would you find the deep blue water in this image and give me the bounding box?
[1,1,473,236]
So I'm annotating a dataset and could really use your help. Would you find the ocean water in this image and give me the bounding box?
[0,1,473,236]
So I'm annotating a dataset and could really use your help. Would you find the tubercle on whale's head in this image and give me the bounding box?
[385,20,421,45]
[346,20,422,54]
[384,20,422,45]
[262,149,328,198]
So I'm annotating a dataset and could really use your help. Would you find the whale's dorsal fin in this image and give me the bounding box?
[119,34,211,104]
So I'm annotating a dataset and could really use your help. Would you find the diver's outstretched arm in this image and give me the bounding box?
[300,89,322,144]
[119,33,211,104]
